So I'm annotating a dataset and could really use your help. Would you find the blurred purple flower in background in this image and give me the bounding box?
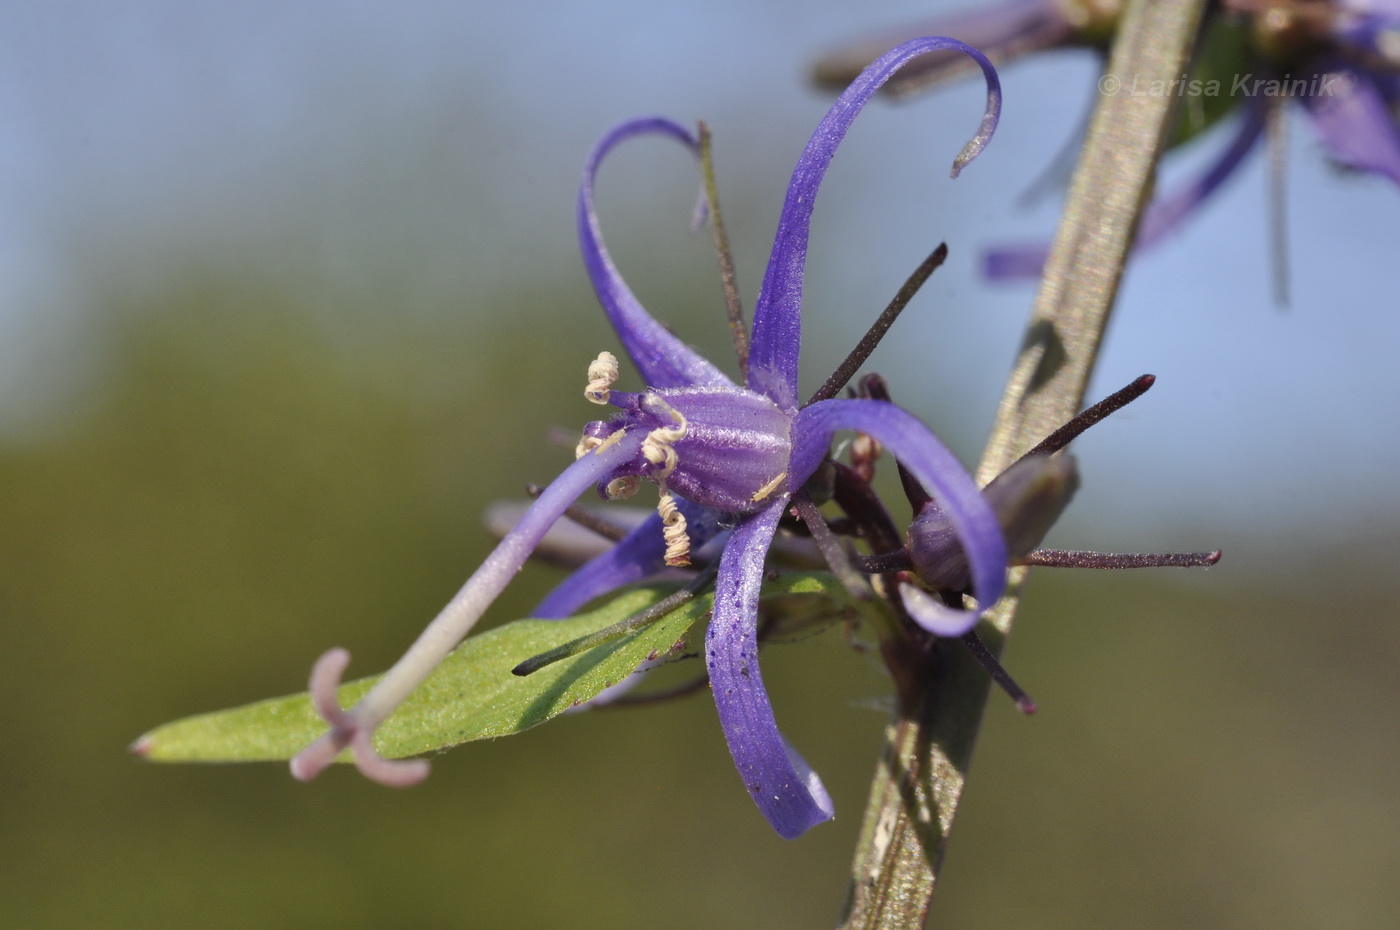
[813,0,1119,97]
[989,0,1400,277]
[817,1,1400,281]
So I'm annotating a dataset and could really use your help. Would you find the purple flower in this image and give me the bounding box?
[817,3,1400,281]
[984,0,1400,278]
[1293,1,1400,183]
[289,37,1007,840]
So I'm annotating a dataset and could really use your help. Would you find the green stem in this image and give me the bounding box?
[838,2,1210,926]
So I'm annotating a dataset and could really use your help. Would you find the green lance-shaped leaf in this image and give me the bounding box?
[134,572,852,765]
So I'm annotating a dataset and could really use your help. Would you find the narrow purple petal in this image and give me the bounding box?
[983,99,1267,280]
[908,453,1078,592]
[707,496,835,839]
[792,398,1007,633]
[579,118,736,390]
[532,499,717,618]
[747,37,1002,410]
[981,242,1051,280]
[1135,98,1268,247]
[1302,66,1400,186]
[532,511,669,618]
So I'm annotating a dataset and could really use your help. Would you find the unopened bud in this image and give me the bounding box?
[907,453,1079,593]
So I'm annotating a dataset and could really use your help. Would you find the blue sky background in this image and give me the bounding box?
[3,0,1397,568]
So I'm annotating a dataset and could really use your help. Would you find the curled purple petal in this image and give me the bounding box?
[747,37,1002,410]
[579,118,735,390]
[1301,65,1400,186]
[899,583,981,637]
[707,496,835,839]
[792,398,1007,634]
[291,427,647,784]
[909,453,1078,592]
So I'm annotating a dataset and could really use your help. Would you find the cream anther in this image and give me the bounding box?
[642,439,678,478]
[639,395,688,481]
[657,490,691,567]
[584,351,620,405]
[605,476,640,500]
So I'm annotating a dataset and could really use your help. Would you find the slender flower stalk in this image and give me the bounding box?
[840,3,1212,923]
[291,37,1014,839]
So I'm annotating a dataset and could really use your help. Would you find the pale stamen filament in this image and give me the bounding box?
[750,471,787,503]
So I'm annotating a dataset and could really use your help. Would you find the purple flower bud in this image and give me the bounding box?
[909,453,1078,592]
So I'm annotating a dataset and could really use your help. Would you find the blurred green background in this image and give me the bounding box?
[3,2,1398,928]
